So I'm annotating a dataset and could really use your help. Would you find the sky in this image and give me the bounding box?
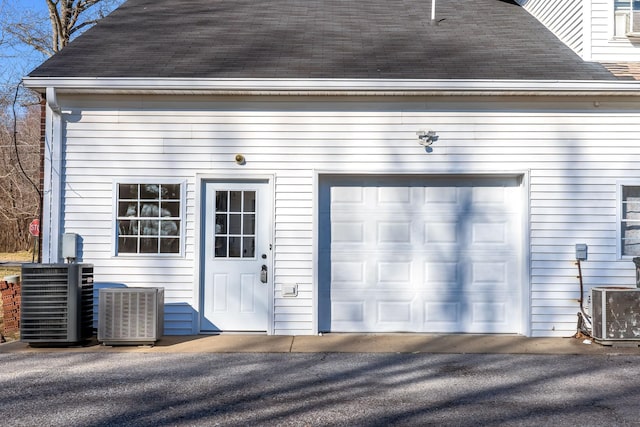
[1,0,124,91]
[1,1,49,84]
[21,0,45,10]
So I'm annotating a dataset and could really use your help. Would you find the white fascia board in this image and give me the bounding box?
[22,77,640,96]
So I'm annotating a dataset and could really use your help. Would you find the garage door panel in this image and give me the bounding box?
[472,185,509,204]
[319,175,523,334]
[331,259,366,285]
[471,221,508,244]
[331,186,365,205]
[425,261,459,285]
[377,186,413,204]
[324,217,520,250]
[330,291,420,332]
[332,300,365,323]
[378,261,413,286]
[331,221,365,244]
[425,186,459,205]
[424,301,461,324]
[469,216,520,249]
[471,260,508,287]
[425,221,458,243]
[329,254,519,291]
[472,301,507,324]
[377,221,412,244]
[423,292,515,333]
[378,300,413,323]
[328,290,518,333]
[331,254,419,290]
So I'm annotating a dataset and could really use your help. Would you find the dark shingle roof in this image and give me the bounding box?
[28,0,618,80]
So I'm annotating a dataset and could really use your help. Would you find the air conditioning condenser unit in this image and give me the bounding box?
[20,263,94,345]
[98,287,164,345]
[591,287,640,345]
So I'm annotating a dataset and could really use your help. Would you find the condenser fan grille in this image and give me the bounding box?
[591,287,640,344]
[20,264,94,344]
[98,288,164,345]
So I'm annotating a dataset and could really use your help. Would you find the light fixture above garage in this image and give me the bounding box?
[416,130,438,146]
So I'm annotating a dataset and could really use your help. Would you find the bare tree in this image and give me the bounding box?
[2,0,124,57]
[0,94,41,252]
[0,0,125,251]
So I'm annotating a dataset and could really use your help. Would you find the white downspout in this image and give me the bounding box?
[43,86,63,263]
[431,0,436,23]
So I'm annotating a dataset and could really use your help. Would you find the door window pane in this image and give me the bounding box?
[243,237,256,257]
[229,214,242,234]
[229,236,241,257]
[215,237,227,257]
[243,214,256,234]
[215,214,227,234]
[213,190,258,259]
[244,191,256,212]
[230,191,242,212]
[216,191,227,212]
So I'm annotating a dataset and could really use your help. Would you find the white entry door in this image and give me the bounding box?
[201,181,271,332]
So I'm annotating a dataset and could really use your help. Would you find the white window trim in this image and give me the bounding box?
[112,179,187,257]
[616,180,640,260]
[612,0,640,39]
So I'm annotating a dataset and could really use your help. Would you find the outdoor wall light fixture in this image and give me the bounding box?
[416,129,438,146]
[235,154,246,165]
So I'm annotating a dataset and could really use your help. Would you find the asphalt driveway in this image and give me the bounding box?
[1,351,639,426]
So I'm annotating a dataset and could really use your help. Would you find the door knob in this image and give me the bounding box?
[260,265,268,283]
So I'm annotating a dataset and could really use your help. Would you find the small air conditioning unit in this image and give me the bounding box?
[98,287,164,345]
[591,287,640,344]
[616,10,640,38]
[20,263,94,345]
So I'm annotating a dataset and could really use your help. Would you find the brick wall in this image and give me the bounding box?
[1,277,21,339]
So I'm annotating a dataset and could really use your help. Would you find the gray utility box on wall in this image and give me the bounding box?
[591,287,640,345]
[98,287,164,345]
[21,263,94,345]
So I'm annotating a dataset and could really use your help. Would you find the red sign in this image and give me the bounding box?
[29,219,40,237]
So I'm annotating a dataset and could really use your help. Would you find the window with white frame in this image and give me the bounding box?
[614,0,640,37]
[621,185,640,257]
[116,183,182,255]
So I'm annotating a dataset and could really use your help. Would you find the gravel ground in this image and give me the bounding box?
[1,352,639,426]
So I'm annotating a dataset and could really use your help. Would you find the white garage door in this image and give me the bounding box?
[319,175,523,333]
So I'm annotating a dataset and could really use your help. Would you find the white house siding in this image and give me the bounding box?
[517,1,640,62]
[517,0,584,56]
[55,94,640,337]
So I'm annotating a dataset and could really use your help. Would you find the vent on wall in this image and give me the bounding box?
[591,287,640,344]
[20,263,94,345]
[98,287,164,345]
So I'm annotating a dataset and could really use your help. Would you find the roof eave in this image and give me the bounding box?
[22,77,640,96]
